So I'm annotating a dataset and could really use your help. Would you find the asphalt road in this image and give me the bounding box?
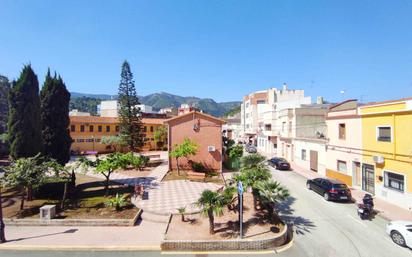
[1,167,411,257]
[268,167,412,257]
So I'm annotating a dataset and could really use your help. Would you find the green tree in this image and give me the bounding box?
[0,75,10,136]
[240,153,265,170]
[170,138,199,175]
[117,61,142,151]
[2,154,51,209]
[255,180,290,220]
[101,135,126,152]
[40,70,72,165]
[7,65,43,159]
[196,190,224,234]
[227,145,243,159]
[153,126,167,150]
[80,152,126,196]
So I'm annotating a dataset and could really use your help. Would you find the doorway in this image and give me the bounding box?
[362,164,375,195]
[310,150,318,172]
[352,162,361,188]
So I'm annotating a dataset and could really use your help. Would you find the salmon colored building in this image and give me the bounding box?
[164,111,225,172]
[69,116,167,153]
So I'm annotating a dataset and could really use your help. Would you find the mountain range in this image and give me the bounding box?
[70,92,241,117]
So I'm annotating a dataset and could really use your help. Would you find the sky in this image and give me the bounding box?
[1,0,412,103]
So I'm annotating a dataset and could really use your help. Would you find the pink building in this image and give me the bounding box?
[164,111,225,172]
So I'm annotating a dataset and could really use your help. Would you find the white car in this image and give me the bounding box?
[386,220,412,248]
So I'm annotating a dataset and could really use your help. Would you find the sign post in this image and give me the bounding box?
[237,181,244,239]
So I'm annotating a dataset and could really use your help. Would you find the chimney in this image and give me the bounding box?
[317,96,324,104]
[282,83,288,91]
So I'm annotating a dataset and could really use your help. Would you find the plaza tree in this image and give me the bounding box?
[170,138,199,175]
[153,126,167,150]
[117,61,142,151]
[40,70,72,165]
[196,190,225,234]
[255,180,290,221]
[7,65,43,159]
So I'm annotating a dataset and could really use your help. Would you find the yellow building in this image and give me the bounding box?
[359,97,412,210]
[69,116,167,154]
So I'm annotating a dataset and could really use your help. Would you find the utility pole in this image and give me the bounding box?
[0,171,6,243]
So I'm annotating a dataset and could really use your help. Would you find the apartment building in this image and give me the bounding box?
[241,84,311,157]
[359,98,412,210]
[325,100,362,186]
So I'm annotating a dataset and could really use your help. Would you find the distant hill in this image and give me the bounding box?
[70,91,241,117]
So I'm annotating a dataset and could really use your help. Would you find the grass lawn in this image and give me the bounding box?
[2,174,138,220]
[163,170,225,185]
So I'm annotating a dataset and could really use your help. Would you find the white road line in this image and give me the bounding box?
[347,214,368,228]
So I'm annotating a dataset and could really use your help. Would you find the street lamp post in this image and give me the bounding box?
[0,171,6,243]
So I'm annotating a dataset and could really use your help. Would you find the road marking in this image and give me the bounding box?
[347,214,368,228]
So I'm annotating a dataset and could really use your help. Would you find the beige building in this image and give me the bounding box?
[325,100,362,187]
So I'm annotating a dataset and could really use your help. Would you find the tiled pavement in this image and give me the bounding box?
[133,180,222,215]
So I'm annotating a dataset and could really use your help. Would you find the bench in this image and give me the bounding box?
[187,171,206,181]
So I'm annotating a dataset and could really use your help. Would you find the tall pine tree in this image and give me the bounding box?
[117,61,142,151]
[7,65,43,159]
[40,70,72,165]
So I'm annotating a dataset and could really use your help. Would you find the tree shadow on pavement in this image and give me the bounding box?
[277,196,316,235]
[6,229,78,242]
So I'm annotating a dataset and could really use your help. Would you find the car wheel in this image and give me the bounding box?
[306,183,311,190]
[323,193,330,201]
[391,231,406,247]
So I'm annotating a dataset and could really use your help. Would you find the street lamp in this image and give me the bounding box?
[0,170,6,243]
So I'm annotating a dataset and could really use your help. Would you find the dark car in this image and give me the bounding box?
[306,178,352,202]
[268,157,290,170]
[245,144,257,153]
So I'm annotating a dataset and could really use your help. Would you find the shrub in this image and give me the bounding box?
[228,145,243,159]
[104,193,129,211]
[191,161,205,172]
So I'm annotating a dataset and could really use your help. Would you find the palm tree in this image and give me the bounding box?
[195,190,224,234]
[177,207,186,222]
[240,153,266,170]
[255,181,290,220]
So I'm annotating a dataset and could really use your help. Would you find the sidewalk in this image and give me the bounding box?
[0,220,165,250]
[290,162,412,222]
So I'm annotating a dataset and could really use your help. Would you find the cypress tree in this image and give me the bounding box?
[0,75,10,135]
[7,65,43,159]
[117,61,142,151]
[40,70,72,165]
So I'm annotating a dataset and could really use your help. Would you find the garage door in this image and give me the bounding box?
[310,150,318,172]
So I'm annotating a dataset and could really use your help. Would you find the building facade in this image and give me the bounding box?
[69,116,167,153]
[165,111,225,172]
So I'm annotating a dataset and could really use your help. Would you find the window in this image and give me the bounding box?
[245,113,250,118]
[85,139,94,142]
[76,139,84,143]
[257,100,266,104]
[70,125,75,132]
[273,143,277,149]
[282,122,286,132]
[265,124,271,131]
[377,126,391,142]
[115,126,119,132]
[89,125,94,132]
[98,125,102,132]
[106,125,110,132]
[337,160,347,172]
[80,125,85,132]
[301,149,307,161]
[339,123,346,139]
[143,126,147,132]
[245,103,249,108]
[150,126,154,132]
[384,171,404,192]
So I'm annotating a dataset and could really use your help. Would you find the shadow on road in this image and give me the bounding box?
[277,196,316,235]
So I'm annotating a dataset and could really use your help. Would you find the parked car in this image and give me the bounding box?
[306,178,351,202]
[386,221,412,248]
[245,144,257,153]
[268,157,290,170]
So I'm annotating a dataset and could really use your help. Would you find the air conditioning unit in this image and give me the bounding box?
[208,146,216,152]
[373,155,384,164]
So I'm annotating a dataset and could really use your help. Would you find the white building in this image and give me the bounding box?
[69,109,91,116]
[241,84,312,157]
[99,100,155,117]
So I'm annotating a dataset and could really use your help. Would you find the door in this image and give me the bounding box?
[352,162,361,187]
[362,164,375,195]
[310,150,318,172]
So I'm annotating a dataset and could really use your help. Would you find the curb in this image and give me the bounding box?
[0,244,160,251]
